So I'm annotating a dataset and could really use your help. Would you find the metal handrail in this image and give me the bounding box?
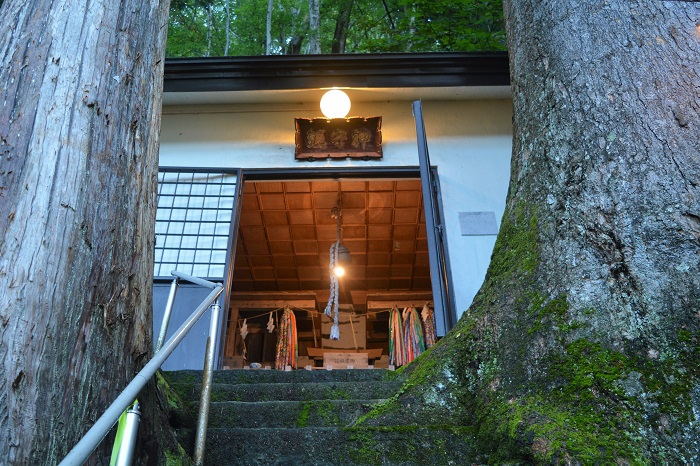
[166,271,224,465]
[59,272,224,466]
[155,276,179,352]
[155,270,222,354]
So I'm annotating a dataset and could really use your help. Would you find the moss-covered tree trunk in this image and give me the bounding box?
[0,0,176,464]
[364,1,699,462]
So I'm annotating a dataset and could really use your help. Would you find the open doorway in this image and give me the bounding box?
[222,177,439,369]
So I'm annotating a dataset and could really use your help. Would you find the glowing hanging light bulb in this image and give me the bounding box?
[320,89,351,119]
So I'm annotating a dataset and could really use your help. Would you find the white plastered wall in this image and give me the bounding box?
[159,97,513,320]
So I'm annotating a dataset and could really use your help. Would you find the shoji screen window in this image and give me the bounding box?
[154,170,238,279]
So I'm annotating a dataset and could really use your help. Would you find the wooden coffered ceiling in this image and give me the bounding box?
[231,179,432,312]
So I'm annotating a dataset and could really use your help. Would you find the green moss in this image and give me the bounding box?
[346,426,477,464]
[164,444,193,466]
[296,402,312,428]
[348,430,381,464]
[327,387,352,400]
[398,347,441,389]
[159,371,201,409]
[637,327,700,424]
[551,339,628,400]
[387,438,417,462]
[316,400,340,426]
[345,425,475,434]
[487,203,539,284]
[353,394,400,425]
[353,347,438,425]
[477,332,700,463]
[525,293,570,335]
[677,329,692,343]
[476,338,647,462]
[494,395,644,463]
[297,400,341,427]
[440,205,543,406]
[156,372,182,411]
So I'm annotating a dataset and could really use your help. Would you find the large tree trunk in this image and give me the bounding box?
[331,0,353,54]
[307,0,321,54]
[205,1,213,57]
[0,0,171,463]
[225,0,231,56]
[490,0,699,460]
[363,0,699,462]
[283,4,305,55]
[266,0,274,55]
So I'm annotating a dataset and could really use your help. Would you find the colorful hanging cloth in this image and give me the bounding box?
[275,307,298,370]
[389,307,405,367]
[421,304,437,348]
[402,307,426,364]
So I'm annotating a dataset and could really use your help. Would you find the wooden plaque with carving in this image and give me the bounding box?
[294,117,382,160]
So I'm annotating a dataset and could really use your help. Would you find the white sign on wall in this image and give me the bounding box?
[459,211,498,236]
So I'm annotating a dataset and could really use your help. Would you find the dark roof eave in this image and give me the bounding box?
[163,51,510,93]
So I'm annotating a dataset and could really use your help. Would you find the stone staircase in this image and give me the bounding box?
[161,369,476,465]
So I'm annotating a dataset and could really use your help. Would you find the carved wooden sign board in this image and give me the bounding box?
[294,117,382,160]
[323,352,369,369]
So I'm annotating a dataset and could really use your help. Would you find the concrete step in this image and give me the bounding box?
[204,399,384,428]
[163,368,397,386]
[161,368,477,465]
[173,380,401,403]
[176,427,478,466]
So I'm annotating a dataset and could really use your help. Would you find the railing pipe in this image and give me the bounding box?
[171,270,219,289]
[193,301,221,465]
[59,283,223,466]
[114,402,141,466]
[155,276,179,352]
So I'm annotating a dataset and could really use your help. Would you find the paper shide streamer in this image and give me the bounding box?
[267,312,275,333]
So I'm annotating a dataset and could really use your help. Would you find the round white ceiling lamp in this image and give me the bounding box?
[320,89,351,119]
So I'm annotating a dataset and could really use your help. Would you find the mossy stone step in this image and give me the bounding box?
[161,368,475,465]
[163,368,398,386]
[176,426,479,466]
[203,399,384,428]
[171,380,402,403]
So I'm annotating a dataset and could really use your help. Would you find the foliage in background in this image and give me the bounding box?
[166,0,506,57]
